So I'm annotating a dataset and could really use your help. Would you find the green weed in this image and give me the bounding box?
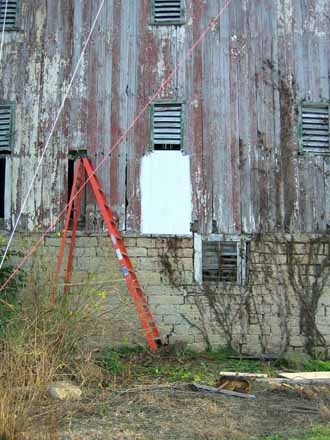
[256,425,330,440]
[303,360,330,371]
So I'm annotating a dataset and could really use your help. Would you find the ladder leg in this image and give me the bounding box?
[82,157,163,350]
[51,159,82,306]
[63,166,85,301]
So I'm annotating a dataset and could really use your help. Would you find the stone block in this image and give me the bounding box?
[187,342,206,351]
[146,286,183,296]
[151,304,180,315]
[126,247,148,257]
[181,258,193,271]
[176,248,194,258]
[170,334,195,344]
[148,295,184,305]
[147,248,159,257]
[96,247,117,257]
[138,257,160,270]
[163,314,183,325]
[98,237,113,247]
[47,382,82,401]
[73,247,97,258]
[123,237,137,247]
[137,237,156,248]
[179,304,200,316]
[45,237,61,247]
[139,272,164,286]
[75,237,98,247]
[289,335,304,346]
[250,253,287,265]
[181,271,194,284]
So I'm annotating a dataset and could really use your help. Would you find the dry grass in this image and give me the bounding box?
[0,267,112,440]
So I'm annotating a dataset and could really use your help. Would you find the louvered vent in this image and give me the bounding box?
[0,0,18,28]
[153,103,182,150]
[0,105,13,152]
[301,104,330,152]
[202,241,238,283]
[153,0,182,23]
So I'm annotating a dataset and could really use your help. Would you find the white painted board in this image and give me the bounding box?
[141,151,192,235]
[278,372,330,380]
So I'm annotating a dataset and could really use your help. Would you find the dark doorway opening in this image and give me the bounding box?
[67,156,86,228]
[67,157,75,206]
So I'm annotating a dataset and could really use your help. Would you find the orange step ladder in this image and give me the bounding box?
[52,156,163,351]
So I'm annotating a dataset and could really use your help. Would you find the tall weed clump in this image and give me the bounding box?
[0,243,111,439]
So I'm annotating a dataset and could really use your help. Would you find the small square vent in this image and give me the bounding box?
[301,104,330,153]
[0,105,13,153]
[153,0,182,24]
[152,102,182,150]
[0,1,18,28]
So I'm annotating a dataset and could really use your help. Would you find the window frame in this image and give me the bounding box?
[194,234,249,286]
[0,0,20,31]
[151,0,185,26]
[0,102,14,154]
[298,100,330,155]
[150,100,184,151]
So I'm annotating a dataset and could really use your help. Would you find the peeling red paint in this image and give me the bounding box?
[2,0,330,234]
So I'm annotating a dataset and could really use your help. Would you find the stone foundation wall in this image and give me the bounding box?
[4,232,330,356]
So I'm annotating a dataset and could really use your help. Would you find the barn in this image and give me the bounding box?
[1,0,330,355]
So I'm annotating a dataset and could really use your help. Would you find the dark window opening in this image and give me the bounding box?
[202,241,238,283]
[153,0,182,24]
[0,158,6,220]
[300,103,330,154]
[152,103,183,150]
[67,156,86,228]
[154,143,181,151]
[0,0,19,29]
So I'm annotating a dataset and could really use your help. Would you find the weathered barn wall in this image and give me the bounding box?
[1,0,330,234]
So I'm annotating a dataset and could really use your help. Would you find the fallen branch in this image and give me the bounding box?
[228,354,278,361]
[190,383,256,400]
[113,384,188,398]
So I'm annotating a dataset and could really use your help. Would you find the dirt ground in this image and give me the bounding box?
[31,382,330,440]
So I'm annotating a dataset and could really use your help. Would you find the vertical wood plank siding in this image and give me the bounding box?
[1,0,330,233]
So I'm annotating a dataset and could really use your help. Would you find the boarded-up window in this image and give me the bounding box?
[300,103,330,153]
[152,102,182,150]
[0,0,18,29]
[194,236,248,285]
[202,241,238,283]
[0,105,13,153]
[153,0,183,24]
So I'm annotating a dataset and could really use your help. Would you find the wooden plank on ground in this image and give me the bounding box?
[219,372,268,378]
[278,372,330,380]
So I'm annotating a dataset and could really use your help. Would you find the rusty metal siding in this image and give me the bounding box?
[1,0,330,234]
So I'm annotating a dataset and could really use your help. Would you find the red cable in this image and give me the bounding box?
[0,0,234,293]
